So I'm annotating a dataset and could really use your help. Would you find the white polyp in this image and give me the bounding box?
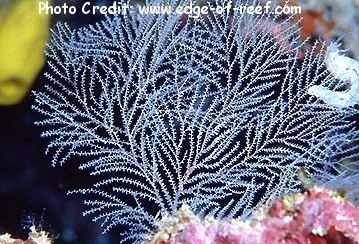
[308,39,359,108]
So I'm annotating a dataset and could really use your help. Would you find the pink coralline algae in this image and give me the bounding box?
[145,187,359,244]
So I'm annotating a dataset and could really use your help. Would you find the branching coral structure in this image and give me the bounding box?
[32,0,359,242]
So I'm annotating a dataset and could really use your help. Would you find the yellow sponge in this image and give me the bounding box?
[0,0,51,105]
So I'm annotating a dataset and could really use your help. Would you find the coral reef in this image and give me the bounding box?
[146,187,359,244]
[271,0,359,59]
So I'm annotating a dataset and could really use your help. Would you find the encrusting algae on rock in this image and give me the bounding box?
[0,226,52,244]
[145,186,359,244]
